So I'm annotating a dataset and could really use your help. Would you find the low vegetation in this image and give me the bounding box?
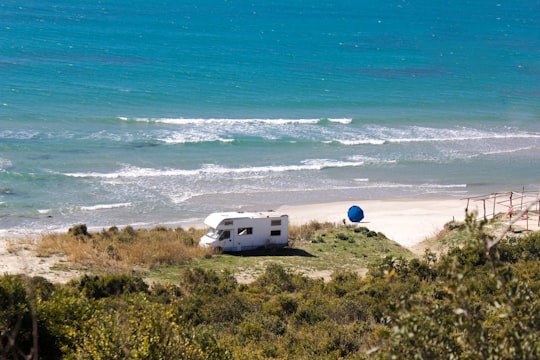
[36,221,410,282]
[2,214,539,358]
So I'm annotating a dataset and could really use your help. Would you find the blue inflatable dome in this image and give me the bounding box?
[347,205,364,223]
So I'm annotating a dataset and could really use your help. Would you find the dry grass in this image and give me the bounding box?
[5,238,35,254]
[288,220,340,243]
[36,225,213,273]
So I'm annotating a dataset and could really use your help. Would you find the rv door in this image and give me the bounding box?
[219,229,231,243]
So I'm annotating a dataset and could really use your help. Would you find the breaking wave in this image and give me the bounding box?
[119,117,353,125]
[63,159,370,179]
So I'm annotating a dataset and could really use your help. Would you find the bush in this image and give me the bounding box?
[179,268,237,297]
[118,225,137,243]
[263,294,298,317]
[38,287,95,359]
[354,226,378,237]
[294,298,329,325]
[70,295,230,359]
[0,275,35,359]
[498,231,540,262]
[68,224,89,238]
[375,215,540,359]
[326,271,361,297]
[251,264,312,294]
[71,274,149,299]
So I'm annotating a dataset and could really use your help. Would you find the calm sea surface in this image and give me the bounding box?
[1,0,539,233]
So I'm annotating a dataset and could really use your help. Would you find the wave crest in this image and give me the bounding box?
[63,159,369,179]
[119,117,352,126]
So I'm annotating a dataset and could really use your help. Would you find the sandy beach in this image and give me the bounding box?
[0,237,81,283]
[279,198,469,248]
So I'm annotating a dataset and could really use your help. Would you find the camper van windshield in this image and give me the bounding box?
[206,228,219,239]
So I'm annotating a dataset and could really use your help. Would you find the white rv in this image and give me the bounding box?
[199,211,289,252]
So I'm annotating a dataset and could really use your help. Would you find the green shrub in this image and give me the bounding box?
[150,283,183,304]
[374,215,540,359]
[251,264,295,294]
[174,227,197,246]
[197,293,251,325]
[263,294,298,317]
[294,298,329,325]
[71,274,149,299]
[179,268,237,296]
[117,225,137,243]
[498,231,540,262]
[326,271,361,297]
[38,287,95,359]
[0,275,35,359]
[69,295,230,359]
[68,224,90,238]
[238,320,264,342]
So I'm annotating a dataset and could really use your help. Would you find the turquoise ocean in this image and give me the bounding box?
[1,0,540,234]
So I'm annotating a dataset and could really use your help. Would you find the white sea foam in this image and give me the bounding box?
[116,118,540,149]
[327,118,353,124]
[168,192,199,204]
[0,130,40,140]
[300,159,366,169]
[333,139,386,145]
[383,126,540,144]
[121,117,323,125]
[347,155,397,165]
[80,202,132,211]
[386,134,540,143]
[158,132,234,144]
[478,146,539,156]
[421,183,467,188]
[64,159,369,179]
[350,125,540,147]
[197,181,468,196]
[0,157,13,170]
[65,166,199,179]
[353,182,467,190]
[86,131,127,142]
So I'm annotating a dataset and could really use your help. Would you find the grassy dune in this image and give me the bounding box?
[36,222,412,282]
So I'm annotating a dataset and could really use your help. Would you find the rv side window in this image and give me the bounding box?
[238,227,253,236]
[224,220,233,226]
[270,230,281,236]
[271,220,281,226]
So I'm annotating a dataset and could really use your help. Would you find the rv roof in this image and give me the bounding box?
[203,211,287,228]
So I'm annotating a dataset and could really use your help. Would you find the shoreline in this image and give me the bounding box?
[4,193,535,248]
[0,197,475,247]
